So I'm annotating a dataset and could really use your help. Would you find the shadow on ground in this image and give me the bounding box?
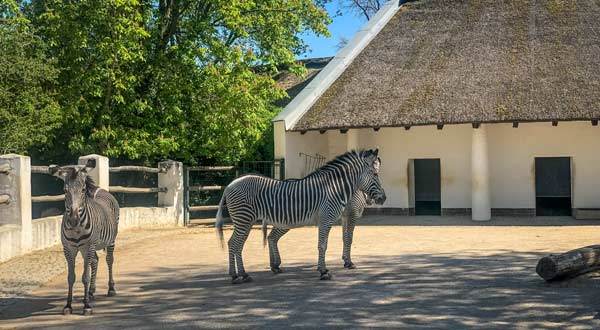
[3,251,600,329]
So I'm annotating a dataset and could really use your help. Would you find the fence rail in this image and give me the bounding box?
[188,205,220,212]
[31,166,50,174]
[188,166,236,172]
[188,185,224,192]
[31,194,65,202]
[109,166,166,174]
[109,186,167,194]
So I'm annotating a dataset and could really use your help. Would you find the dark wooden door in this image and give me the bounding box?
[414,159,441,215]
[535,157,571,216]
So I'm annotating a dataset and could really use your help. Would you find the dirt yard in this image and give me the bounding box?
[2,216,600,330]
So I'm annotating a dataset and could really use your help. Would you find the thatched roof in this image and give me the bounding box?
[292,0,600,131]
[274,57,332,108]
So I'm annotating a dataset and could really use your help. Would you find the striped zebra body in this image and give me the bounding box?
[216,149,386,283]
[51,161,119,315]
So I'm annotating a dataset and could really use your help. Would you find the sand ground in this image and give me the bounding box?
[1,215,600,329]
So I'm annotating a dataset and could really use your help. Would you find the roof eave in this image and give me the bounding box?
[289,118,600,132]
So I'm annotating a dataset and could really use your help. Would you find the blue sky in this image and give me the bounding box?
[299,2,366,59]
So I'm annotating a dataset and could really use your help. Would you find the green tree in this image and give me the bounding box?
[0,0,62,155]
[26,0,330,164]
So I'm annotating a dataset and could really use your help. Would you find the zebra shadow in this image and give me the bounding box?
[0,297,58,320]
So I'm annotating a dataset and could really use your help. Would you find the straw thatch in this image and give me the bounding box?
[275,57,332,107]
[293,0,600,131]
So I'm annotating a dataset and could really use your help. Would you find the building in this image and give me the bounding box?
[273,0,600,220]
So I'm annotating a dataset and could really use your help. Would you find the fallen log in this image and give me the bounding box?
[536,245,600,281]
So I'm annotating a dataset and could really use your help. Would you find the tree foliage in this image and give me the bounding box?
[0,0,330,164]
[0,0,62,155]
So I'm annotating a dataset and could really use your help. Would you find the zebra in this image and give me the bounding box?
[267,159,379,271]
[49,159,120,315]
[341,156,380,269]
[216,149,386,283]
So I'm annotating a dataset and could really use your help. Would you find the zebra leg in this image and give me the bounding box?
[342,214,357,269]
[106,244,116,296]
[62,246,76,315]
[82,247,94,315]
[229,224,253,284]
[268,228,290,274]
[88,251,99,301]
[317,219,334,280]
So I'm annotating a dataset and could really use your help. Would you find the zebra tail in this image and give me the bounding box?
[215,193,226,250]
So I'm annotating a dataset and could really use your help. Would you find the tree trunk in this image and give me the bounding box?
[536,245,600,281]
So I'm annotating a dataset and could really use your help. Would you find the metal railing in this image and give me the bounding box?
[109,165,167,174]
[300,152,326,178]
[184,160,284,225]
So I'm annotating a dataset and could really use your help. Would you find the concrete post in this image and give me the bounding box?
[78,154,110,190]
[0,154,32,253]
[158,161,184,226]
[471,125,491,221]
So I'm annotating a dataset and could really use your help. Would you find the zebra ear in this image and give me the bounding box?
[49,165,66,180]
[82,159,96,173]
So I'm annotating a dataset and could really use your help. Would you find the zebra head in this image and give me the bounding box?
[359,149,386,205]
[49,159,97,228]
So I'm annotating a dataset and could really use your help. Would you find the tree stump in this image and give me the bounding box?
[536,245,600,281]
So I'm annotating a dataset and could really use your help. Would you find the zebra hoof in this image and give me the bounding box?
[62,306,72,315]
[83,307,93,316]
[107,289,116,297]
[344,262,356,269]
[231,276,245,284]
[271,267,283,274]
[242,275,253,283]
[88,293,95,301]
[320,272,332,280]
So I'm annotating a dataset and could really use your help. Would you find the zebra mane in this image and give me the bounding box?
[84,175,98,196]
[306,149,371,177]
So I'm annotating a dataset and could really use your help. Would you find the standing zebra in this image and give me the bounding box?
[341,157,380,269]
[50,159,120,315]
[216,149,386,283]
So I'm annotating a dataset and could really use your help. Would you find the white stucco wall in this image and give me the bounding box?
[488,122,600,209]
[366,125,473,209]
[284,130,329,179]
[280,121,600,211]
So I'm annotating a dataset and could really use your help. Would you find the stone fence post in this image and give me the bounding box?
[0,154,32,258]
[78,154,110,190]
[158,160,184,226]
